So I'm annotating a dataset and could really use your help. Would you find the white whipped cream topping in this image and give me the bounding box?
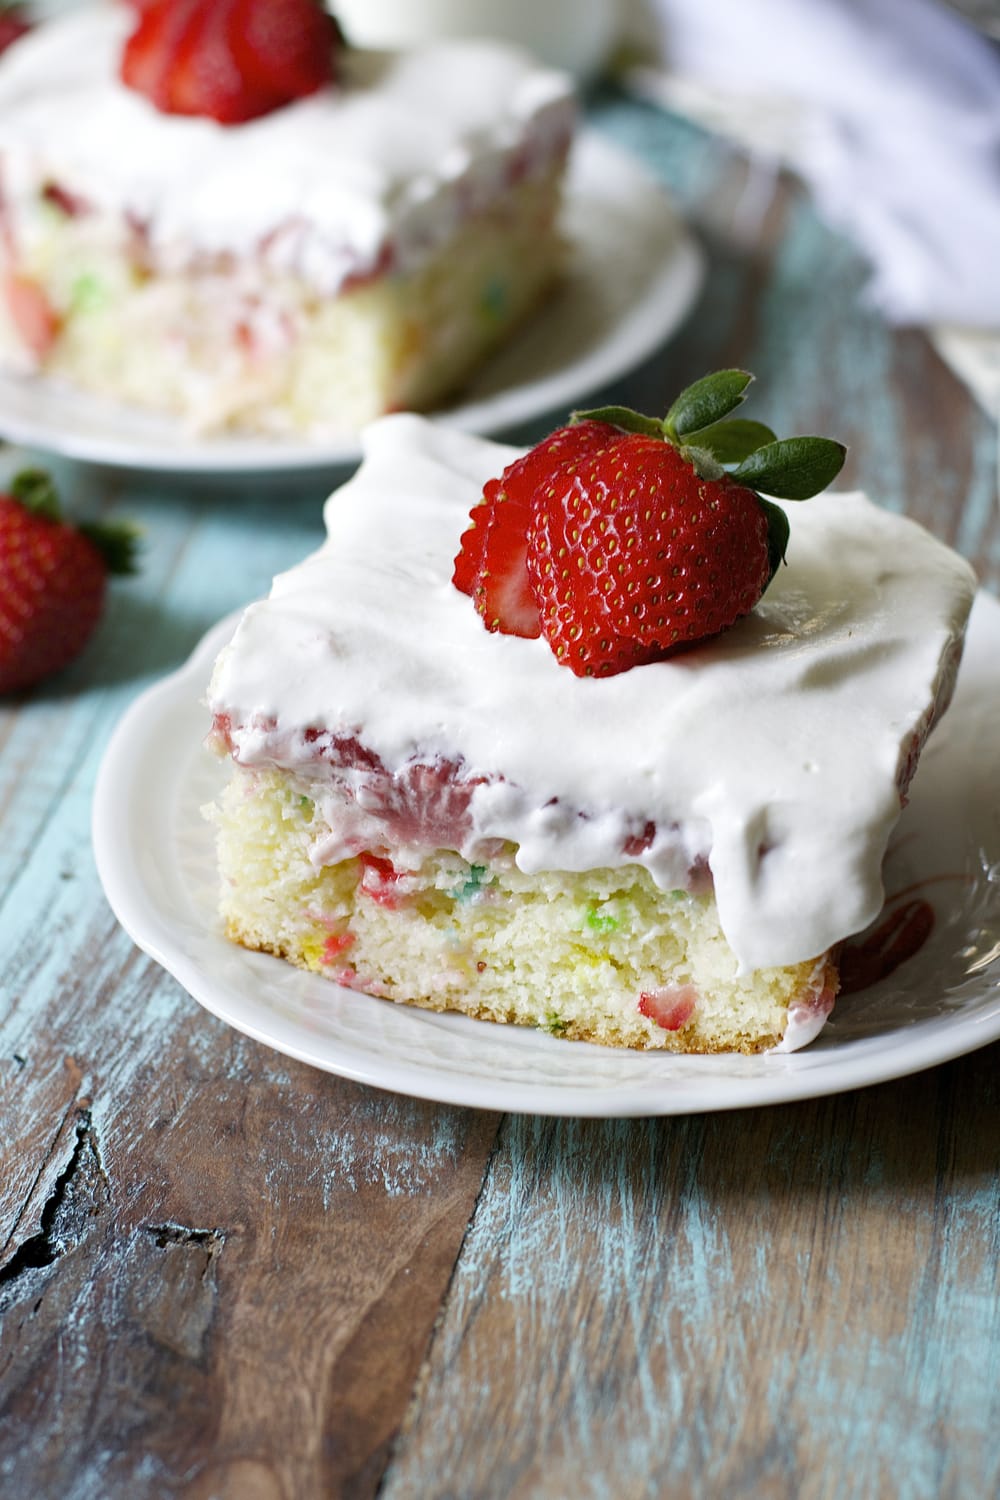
[209,415,977,973]
[0,5,573,291]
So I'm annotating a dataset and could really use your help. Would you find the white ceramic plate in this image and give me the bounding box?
[93,593,1000,1117]
[0,132,703,475]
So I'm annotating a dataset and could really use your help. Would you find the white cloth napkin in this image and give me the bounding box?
[626,0,1000,412]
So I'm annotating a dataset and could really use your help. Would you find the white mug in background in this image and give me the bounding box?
[333,0,620,79]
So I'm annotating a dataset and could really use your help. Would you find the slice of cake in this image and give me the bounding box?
[0,4,573,436]
[206,382,976,1053]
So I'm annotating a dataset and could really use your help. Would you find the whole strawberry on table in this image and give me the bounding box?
[453,369,847,676]
[0,470,138,694]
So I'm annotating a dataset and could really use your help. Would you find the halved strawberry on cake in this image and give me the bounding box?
[206,371,976,1054]
[0,1,574,435]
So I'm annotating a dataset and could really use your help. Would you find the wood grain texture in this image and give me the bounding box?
[383,1048,1000,1500]
[0,474,501,1496]
[0,999,499,1498]
[1,88,997,1500]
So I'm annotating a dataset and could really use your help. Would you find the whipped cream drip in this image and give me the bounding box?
[0,6,573,292]
[209,415,977,973]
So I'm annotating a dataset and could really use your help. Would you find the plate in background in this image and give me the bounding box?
[0,132,703,475]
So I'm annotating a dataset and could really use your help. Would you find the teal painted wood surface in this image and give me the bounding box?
[1,90,998,1499]
[383,1059,1000,1500]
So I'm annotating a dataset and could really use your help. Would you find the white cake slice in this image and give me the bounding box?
[0,6,573,435]
[204,416,976,1053]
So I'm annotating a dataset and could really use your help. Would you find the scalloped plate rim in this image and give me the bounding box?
[92,595,1000,1116]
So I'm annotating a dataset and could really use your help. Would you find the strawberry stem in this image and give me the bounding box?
[679,445,725,481]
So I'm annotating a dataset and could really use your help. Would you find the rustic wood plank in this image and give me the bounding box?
[0,936,499,1498]
[0,1057,84,1269]
[0,475,326,1251]
[0,468,500,1495]
[381,1045,1000,1500]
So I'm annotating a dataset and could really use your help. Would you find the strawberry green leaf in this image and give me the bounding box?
[682,418,777,465]
[664,370,752,440]
[79,520,142,576]
[759,497,790,584]
[571,406,664,440]
[731,437,847,499]
[10,468,61,522]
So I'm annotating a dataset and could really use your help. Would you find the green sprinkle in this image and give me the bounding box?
[585,904,619,934]
[70,272,108,314]
[299,796,312,811]
[480,277,508,324]
[543,1012,569,1036]
[450,863,489,902]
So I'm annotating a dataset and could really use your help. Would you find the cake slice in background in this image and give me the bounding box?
[205,381,976,1054]
[0,3,574,436]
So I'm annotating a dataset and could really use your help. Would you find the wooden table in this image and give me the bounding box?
[2,93,999,1500]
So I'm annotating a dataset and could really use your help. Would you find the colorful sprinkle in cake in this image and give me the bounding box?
[0,3,574,435]
[205,375,977,1053]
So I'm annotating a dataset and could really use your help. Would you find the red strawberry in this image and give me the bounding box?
[0,472,139,694]
[170,0,281,125]
[453,372,846,677]
[0,7,30,57]
[120,0,338,125]
[638,985,698,1032]
[453,420,615,639]
[120,0,201,112]
[229,0,338,101]
[527,437,772,676]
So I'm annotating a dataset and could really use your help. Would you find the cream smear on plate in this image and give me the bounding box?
[209,415,977,974]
